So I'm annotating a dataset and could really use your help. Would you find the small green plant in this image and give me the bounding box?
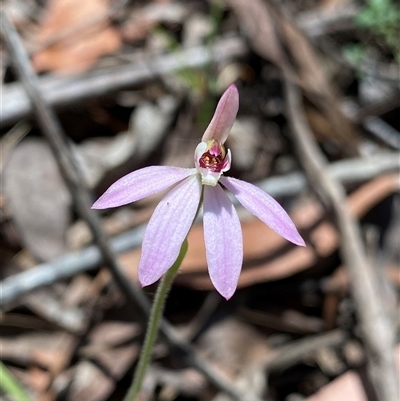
[343,43,367,65]
[356,0,400,63]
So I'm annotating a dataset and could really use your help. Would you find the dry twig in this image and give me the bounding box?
[1,36,247,127]
[1,152,398,306]
[265,329,348,373]
[284,79,398,401]
[0,12,262,401]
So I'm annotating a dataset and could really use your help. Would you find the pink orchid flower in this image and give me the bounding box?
[92,84,305,299]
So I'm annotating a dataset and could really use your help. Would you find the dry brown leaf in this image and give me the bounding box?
[85,320,141,350]
[118,173,400,290]
[65,360,114,401]
[305,345,400,401]
[121,2,188,43]
[275,16,358,152]
[67,334,140,401]
[64,321,141,401]
[322,263,399,329]
[226,0,283,66]
[196,317,270,399]
[27,366,52,397]
[32,0,121,74]
[1,331,75,370]
[226,0,358,155]
[4,138,71,261]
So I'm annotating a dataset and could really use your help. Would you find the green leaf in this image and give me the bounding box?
[0,362,33,401]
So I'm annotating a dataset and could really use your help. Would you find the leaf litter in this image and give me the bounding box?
[1,0,399,400]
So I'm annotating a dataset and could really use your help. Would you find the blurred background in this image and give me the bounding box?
[0,0,399,400]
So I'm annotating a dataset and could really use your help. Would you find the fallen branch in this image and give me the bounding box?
[284,79,398,401]
[0,12,262,401]
[1,36,247,127]
[1,152,398,306]
[0,3,365,128]
[265,329,348,373]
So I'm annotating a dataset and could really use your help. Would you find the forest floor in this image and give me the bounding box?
[1,0,399,400]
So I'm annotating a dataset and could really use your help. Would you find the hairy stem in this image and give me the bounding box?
[124,239,188,401]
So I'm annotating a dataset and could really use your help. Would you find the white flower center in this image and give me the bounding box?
[194,140,231,186]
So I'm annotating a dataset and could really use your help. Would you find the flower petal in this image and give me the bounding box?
[203,184,243,300]
[220,176,305,246]
[202,84,239,145]
[92,166,195,209]
[138,175,202,286]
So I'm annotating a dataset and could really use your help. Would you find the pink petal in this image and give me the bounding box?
[92,166,195,209]
[220,176,305,247]
[203,184,243,300]
[138,175,202,286]
[202,84,239,145]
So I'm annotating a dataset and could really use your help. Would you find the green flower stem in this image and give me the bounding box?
[124,239,188,401]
